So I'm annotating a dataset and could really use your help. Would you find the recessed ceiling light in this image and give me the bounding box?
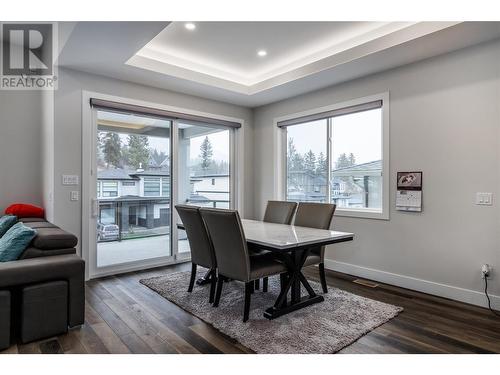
[185,23,196,31]
[257,50,267,57]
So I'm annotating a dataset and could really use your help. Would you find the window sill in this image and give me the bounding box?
[334,208,389,220]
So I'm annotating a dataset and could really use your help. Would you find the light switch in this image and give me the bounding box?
[476,192,493,206]
[70,191,79,201]
[62,175,79,185]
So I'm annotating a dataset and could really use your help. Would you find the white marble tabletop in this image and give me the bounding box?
[240,219,354,251]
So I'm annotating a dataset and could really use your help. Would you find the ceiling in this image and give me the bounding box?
[133,22,413,86]
[58,22,500,107]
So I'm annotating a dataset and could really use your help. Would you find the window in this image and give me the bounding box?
[122,181,135,186]
[143,177,160,196]
[97,181,101,197]
[280,95,388,219]
[101,181,118,197]
[161,177,170,197]
[286,120,327,203]
[211,178,215,185]
[331,109,382,210]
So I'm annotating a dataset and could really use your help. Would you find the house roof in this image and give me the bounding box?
[332,160,382,177]
[192,173,229,178]
[97,169,139,180]
[187,194,212,203]
[131,170,170,177]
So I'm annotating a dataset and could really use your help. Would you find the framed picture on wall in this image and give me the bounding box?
[397,171,422,190]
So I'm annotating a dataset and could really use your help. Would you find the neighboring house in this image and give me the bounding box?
[188,174,230,208]
[332,160,382,209]
[97,168,170,231]
[97,168,230,231]
[286,160,382,208]
[287,170,328,202]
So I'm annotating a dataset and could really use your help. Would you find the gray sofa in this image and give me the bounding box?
[0,217,85,350]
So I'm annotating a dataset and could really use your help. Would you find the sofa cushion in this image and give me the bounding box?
[32,227,78,250]
[23,221,58,229]
[0,223,37,262]
[5,204,44,219]
[0,215,17,237]
[19,217,47,223]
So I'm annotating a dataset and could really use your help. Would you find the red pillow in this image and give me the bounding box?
[5,203,45,218]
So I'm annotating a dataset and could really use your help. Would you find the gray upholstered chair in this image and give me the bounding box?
[252,200,298,291]
[199,208,287,322]
[175,205,218,303]
[294,202,336,293]
[263,200,298,224]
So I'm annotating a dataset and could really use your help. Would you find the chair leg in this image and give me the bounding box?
[319,262,328,293]
[244,282,252,322]
[213,276,224,307]
[188,263,197,292]
[263,277,268,292]
[209,271,217,304]
[250,280,255,294]
[255,279,260,290]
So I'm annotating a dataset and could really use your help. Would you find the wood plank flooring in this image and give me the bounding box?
[2,263,500,354]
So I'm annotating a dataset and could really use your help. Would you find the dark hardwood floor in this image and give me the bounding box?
[2,263,500,354]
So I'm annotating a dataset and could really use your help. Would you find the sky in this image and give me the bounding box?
[98,108,380,167]
[287,108,382,165]
[111,127,229,163]
[98,110,230,163]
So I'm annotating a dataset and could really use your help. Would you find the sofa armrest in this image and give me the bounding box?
[19,247,76,260]
[0,254,85,327]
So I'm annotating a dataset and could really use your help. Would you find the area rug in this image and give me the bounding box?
[140,270,403,354]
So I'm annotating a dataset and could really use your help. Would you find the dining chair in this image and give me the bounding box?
[199,208,287,322]
[263,200,298,225]
[175,205,218,303]
[293,202,336,293]
[248,200,298,292]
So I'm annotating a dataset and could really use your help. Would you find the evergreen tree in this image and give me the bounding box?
[199,136,213,172]
[335,152,357,169]
[127,135,150,169]
[348,152,356,166]
[287,138,297,170]
[151,149,168,166]
[303,150,317,174]
[316,152,327,175]
[291,153,304,172]
[102,132,122,168]
[335,153,350,169]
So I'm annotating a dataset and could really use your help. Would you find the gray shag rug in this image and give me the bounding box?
[140,270,403,354]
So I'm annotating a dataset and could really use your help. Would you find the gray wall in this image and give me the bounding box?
[0,91,43,212]
[53,68,254,253]
[253,40,500,306]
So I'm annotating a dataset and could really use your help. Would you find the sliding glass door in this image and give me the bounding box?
[94,109,173,273]
[175,122,232,260]
[86,101,236,278]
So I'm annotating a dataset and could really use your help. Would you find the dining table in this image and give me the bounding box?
[179,219,354,319]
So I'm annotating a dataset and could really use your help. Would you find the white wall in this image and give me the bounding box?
[253,40,500,307]
[0,91,43,212]
[53,67,254,253]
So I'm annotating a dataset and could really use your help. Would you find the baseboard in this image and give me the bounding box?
[324,259,500,310]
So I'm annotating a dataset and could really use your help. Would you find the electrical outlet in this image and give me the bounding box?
[70,191,79,201]
[476,192,493,206]
[482,264,492,279]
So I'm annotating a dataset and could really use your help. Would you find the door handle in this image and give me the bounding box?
[91,198,99,218]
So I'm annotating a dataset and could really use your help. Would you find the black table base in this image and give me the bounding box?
[264,246,323,320]
[196,269,214,286]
